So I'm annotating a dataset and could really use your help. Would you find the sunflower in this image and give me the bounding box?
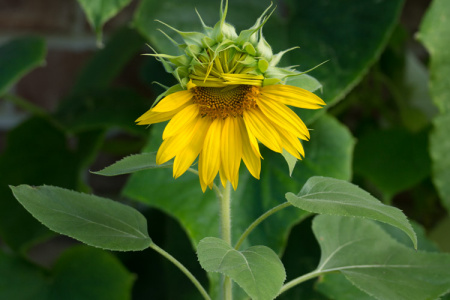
[136,1,325,192]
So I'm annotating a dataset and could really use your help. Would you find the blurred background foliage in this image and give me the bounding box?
[0,0,449,299]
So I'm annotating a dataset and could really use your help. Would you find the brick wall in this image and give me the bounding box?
[0,0,139,134]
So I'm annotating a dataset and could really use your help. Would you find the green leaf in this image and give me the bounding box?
[418,0,450,212]
[417,0,450,114]
[353,128,430,200]
[93,152,172,176]
[197,237,285,300]
[51,246,135,299]
[10,185,152,251]
[0,246,134,300]
[285,74,322,94]
[286,176,417,249]
[0,37,46,96]
[430,114,450,212]
[77,0,132,44]
[316,273,374,300]
[311,215,450,300]
[316,220,441,300]
[281,150,297,177]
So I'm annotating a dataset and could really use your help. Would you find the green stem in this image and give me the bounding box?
[278,270,322,295]
[2,93,64,130]
[149,243,211,300]
[219,181,232,300]
[234,202,292,250]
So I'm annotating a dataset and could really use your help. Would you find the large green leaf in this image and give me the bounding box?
[11,185,152,251]
[286,176,417,249]
[77,0,132,43]
[417,0,450,114]
[429,114,450,211]
[309,215,450,300]
[133,0,403,124]
[0,246,134,300]
[0,37,46,96]
[418,0,450,211]
[353,128,430,200]
[316,273,374,300]
[197,237,285,300]
[316,220,442,300]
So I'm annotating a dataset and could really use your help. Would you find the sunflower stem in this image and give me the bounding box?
[149,243,211,300]
[278,270,322,295]
[234,202,292,250]
[219,181,233,300]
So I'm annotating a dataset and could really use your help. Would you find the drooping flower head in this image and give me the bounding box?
[136,0,326,192]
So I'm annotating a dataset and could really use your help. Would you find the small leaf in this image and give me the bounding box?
[312,215,450,300]
[281,150,297,176]
[77,0,132,44]
[286,176,417,249]
[0,37,46,95]
[284,74,322,93]
[197,237,286,300]
[10,185,152,251]
[93,152,172,176]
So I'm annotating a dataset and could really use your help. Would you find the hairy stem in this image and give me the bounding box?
[234,202,292,250]
[279,270,322,295]
[150,243,211,300]
[219,182,232,300]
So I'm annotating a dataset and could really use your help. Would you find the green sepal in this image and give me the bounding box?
[256,33,273,60]
[258,58,269,73]
[243,42,257,56]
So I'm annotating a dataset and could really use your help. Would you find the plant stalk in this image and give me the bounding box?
[150,243,211,300]
[234,202,292,250]
[220,181,233,300]
[279,270,322,295]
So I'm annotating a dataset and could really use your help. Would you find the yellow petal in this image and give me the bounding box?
[221,117,242,188]
[173,117,212,178]
[152,90,194,113]
[238,118,261,179]
[199,118,223,187]
[198,157,208,192]
[163,104,199,140]
[219,164,228,188]
[275,124,305,160]
[243,108,283,153]
[156,118,198,164]
[136,110,178,125]
[261,85,325,109]
[257,95,310,140]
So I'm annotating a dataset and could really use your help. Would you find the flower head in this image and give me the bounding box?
[136,0,326,192]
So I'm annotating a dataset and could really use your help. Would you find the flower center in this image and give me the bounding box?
[193,85,259,119]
